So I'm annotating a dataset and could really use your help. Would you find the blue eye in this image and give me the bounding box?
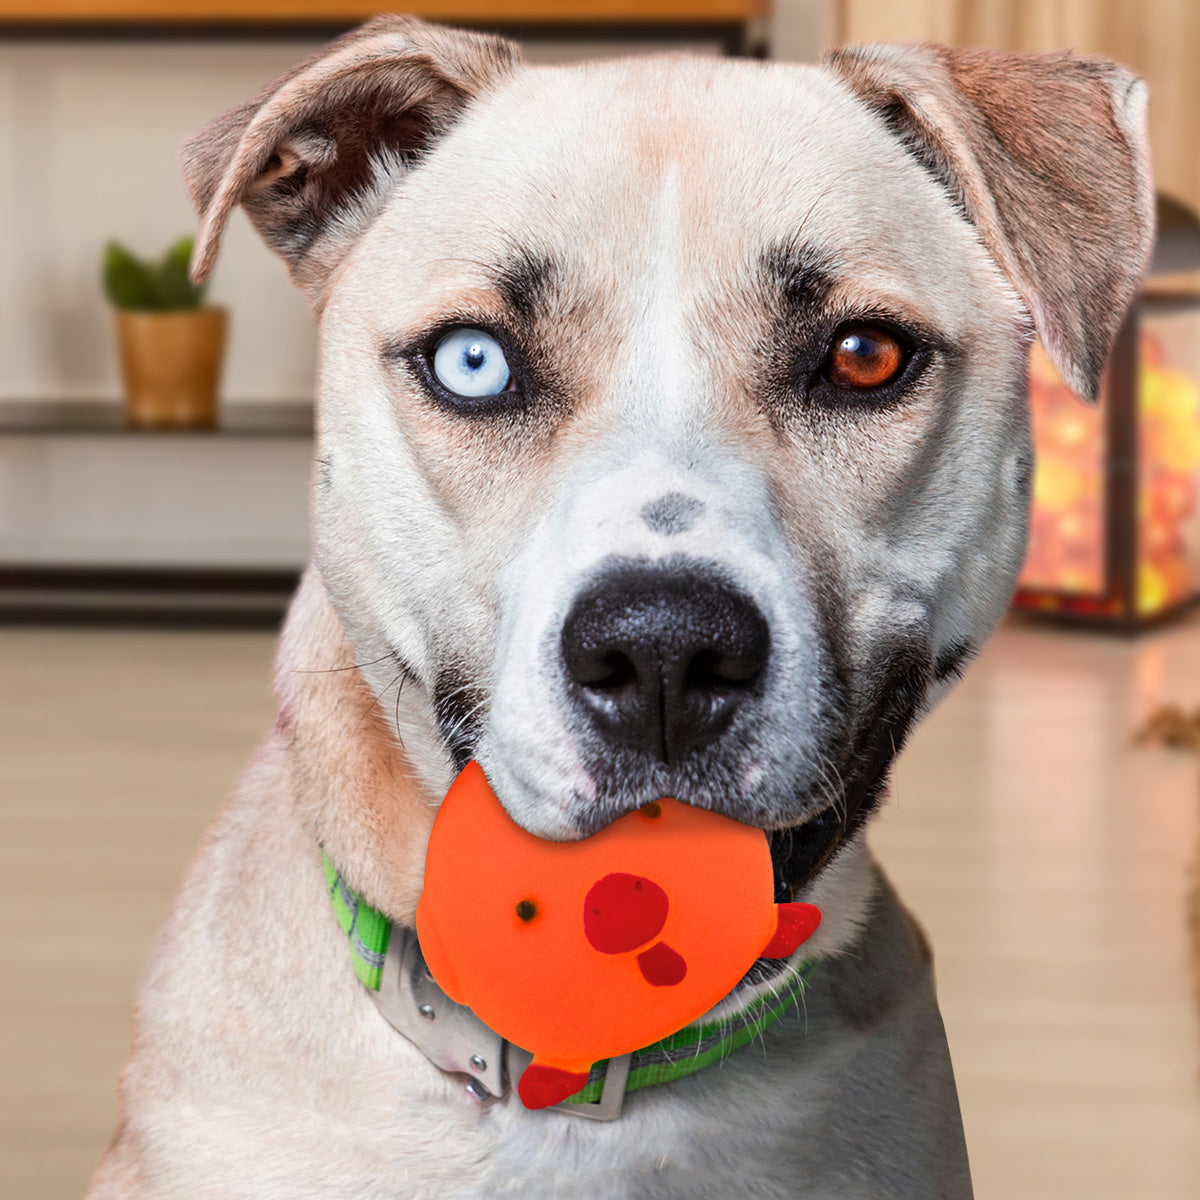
[431,328,511,398]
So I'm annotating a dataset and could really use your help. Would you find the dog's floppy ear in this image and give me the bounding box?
[826,43,1154,401]
[181,15,520,297]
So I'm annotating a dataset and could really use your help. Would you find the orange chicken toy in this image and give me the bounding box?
[416,761,821,1110]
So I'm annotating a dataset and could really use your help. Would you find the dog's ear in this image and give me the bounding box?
[826,43,1154,401]
[181,15,520,298]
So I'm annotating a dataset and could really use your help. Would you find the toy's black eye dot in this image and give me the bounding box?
[515,899,538,922]
[640,801,663,820]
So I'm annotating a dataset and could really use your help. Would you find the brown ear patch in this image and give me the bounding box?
[234,87,445,269]
[826,43,1154,402]
[180,15,520,295]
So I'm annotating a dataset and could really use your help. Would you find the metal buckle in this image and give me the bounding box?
[371,928,632,1120]
[370,927,506,1101]
[504,1045,632,1121]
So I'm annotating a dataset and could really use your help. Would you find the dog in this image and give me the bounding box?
[87,16,1152,1198]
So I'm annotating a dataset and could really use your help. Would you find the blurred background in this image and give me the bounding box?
[1,2,1198,1197]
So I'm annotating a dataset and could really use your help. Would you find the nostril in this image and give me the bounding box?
[685,647,763,692]
[569,650,649,747]
[575,650,638,692]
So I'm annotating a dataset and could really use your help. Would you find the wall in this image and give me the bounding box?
[771,0,827,63]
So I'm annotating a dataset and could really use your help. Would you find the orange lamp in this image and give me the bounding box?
[416,761,821,1110]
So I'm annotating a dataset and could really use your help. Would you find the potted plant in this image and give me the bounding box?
[103,236,227,428]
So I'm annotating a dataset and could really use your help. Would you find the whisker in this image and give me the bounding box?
[436,692,492,757]
[291,651,395,676]
[393,672,407,750]
[356,666,409,738]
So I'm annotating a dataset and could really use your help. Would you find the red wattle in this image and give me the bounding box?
[760,902,822,958]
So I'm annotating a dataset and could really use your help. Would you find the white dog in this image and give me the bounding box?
[89,17,1151,1198]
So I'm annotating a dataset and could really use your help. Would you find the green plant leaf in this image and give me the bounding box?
[156,235,205,310]
[102,241,158,310]
[102,235,208,310]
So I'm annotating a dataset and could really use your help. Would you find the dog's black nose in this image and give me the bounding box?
[560,562,769,766]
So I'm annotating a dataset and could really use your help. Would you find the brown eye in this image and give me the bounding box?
[827,325,905,390]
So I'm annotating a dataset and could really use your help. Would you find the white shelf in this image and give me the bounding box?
[0,403,312,574]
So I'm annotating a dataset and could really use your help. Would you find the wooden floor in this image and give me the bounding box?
[2,614,1199,1197]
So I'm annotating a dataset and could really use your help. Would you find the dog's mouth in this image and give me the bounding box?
[714,804,843,997]
[768,802,844,902]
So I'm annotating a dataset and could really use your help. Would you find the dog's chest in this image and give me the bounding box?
[461,1042,843,1200]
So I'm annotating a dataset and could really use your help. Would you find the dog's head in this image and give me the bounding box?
[185,18,1151,905]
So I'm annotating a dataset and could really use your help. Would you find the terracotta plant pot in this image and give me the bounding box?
[115,307,227,428]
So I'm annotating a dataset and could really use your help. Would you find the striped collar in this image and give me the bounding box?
[323,853,813,1120]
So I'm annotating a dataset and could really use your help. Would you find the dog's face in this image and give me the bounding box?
[314,56,1032,854]
[185,21,1152,897]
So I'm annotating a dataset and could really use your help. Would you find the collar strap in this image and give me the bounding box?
[324,854,392,988]
[323,854,812,1119]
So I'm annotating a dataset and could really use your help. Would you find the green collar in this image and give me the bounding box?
[323,854,813,1115]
